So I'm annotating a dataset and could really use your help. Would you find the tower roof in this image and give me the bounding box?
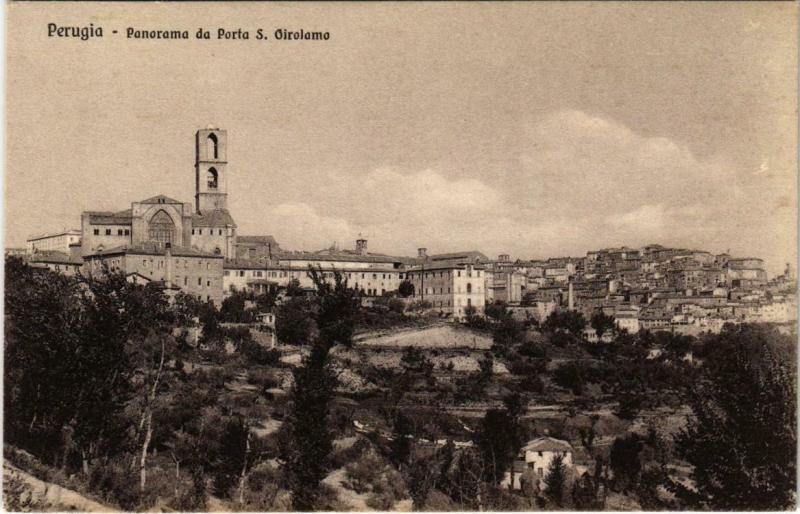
[192,209,236,228]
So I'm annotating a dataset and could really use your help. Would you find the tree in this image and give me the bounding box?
[475,406,520,486]
[553,363,585,395]
[476,351,494,390]
[543,310,586,336]
[286,267,358,510]
[308,266,358,349]
[590,311,615,337]
[609,434,642,491]
[275,296,315,345]
[211,416,251,500]
[390,411,413,468]
[398,279,415,298]
[285,350,337,511]
[284,278,304,297]
[484,300,509,322]
[672,324,796,510]
[492,314,523,356]
[544,453,567,506]
[4,260,170,474]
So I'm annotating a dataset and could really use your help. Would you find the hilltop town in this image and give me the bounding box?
[4,128,797,512]
[14,127,797,336]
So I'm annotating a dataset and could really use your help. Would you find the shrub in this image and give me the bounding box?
[240,339,280,365]
[345,451,385,494]
[366,467,407,510]
[519,374,545,394]
[553,363,585,395]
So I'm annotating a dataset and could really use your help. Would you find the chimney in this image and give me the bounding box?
[418,247,428,259]
[165,242,173,287]
[568,280,574,310]
[356,238,368,256]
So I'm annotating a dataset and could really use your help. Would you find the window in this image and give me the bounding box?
[224,270,230,276]
[457,271,461,277]
[219,229,223,235]
[192,229,195,235]
[105,229,111,235]
[207,280,210,286]
[207,133,219,159]
[117,229,123,236]
[147,210,175,244]
[207,167,218,189]
[93,228,99,235]
[184,277,187,286]
[467,283,472,293]
[199,229,203,235]
[198,277,202,286]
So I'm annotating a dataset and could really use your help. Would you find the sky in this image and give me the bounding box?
[6,2,797,274]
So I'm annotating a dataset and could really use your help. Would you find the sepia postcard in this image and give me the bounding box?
[3,1,798,512]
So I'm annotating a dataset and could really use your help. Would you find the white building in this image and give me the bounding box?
[26,229,81,255]
[501,437,573,490]
[614,306,640,334]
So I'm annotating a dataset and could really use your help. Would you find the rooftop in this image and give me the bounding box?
[521,437,573,453]
[30,250,82,265]
[87,242,222,259]
[26,229,81,242]
[192,209,237,228]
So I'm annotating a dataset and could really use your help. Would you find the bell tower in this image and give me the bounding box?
[195,127,228,212]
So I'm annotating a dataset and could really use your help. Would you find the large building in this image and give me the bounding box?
[85,242,225,304]
[26,229,81,255]
[406,251,489,319]
[223,239,414,297]
[74,127,264,304]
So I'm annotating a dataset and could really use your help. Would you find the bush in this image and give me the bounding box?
[553,363,585,395]
[87,458,141,510]
[240,339,280,365]
[519,374,545,394]
[366,467,407,510]
[247,368,281,390]
[345,451,385,494]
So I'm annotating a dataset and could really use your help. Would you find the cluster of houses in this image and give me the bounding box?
[11,127,797,331]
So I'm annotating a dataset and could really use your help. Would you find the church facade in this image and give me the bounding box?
[81,128,237,260]
[76,127,251,304]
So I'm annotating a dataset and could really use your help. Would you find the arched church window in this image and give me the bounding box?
[207,167,218,189]
[207,133,218,159]
[148,209,175,244]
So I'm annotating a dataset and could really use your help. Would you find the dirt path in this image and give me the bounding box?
[3,462,119,512]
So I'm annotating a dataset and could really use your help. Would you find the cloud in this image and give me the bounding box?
[245,109,793,272]
[267,202,356,251]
